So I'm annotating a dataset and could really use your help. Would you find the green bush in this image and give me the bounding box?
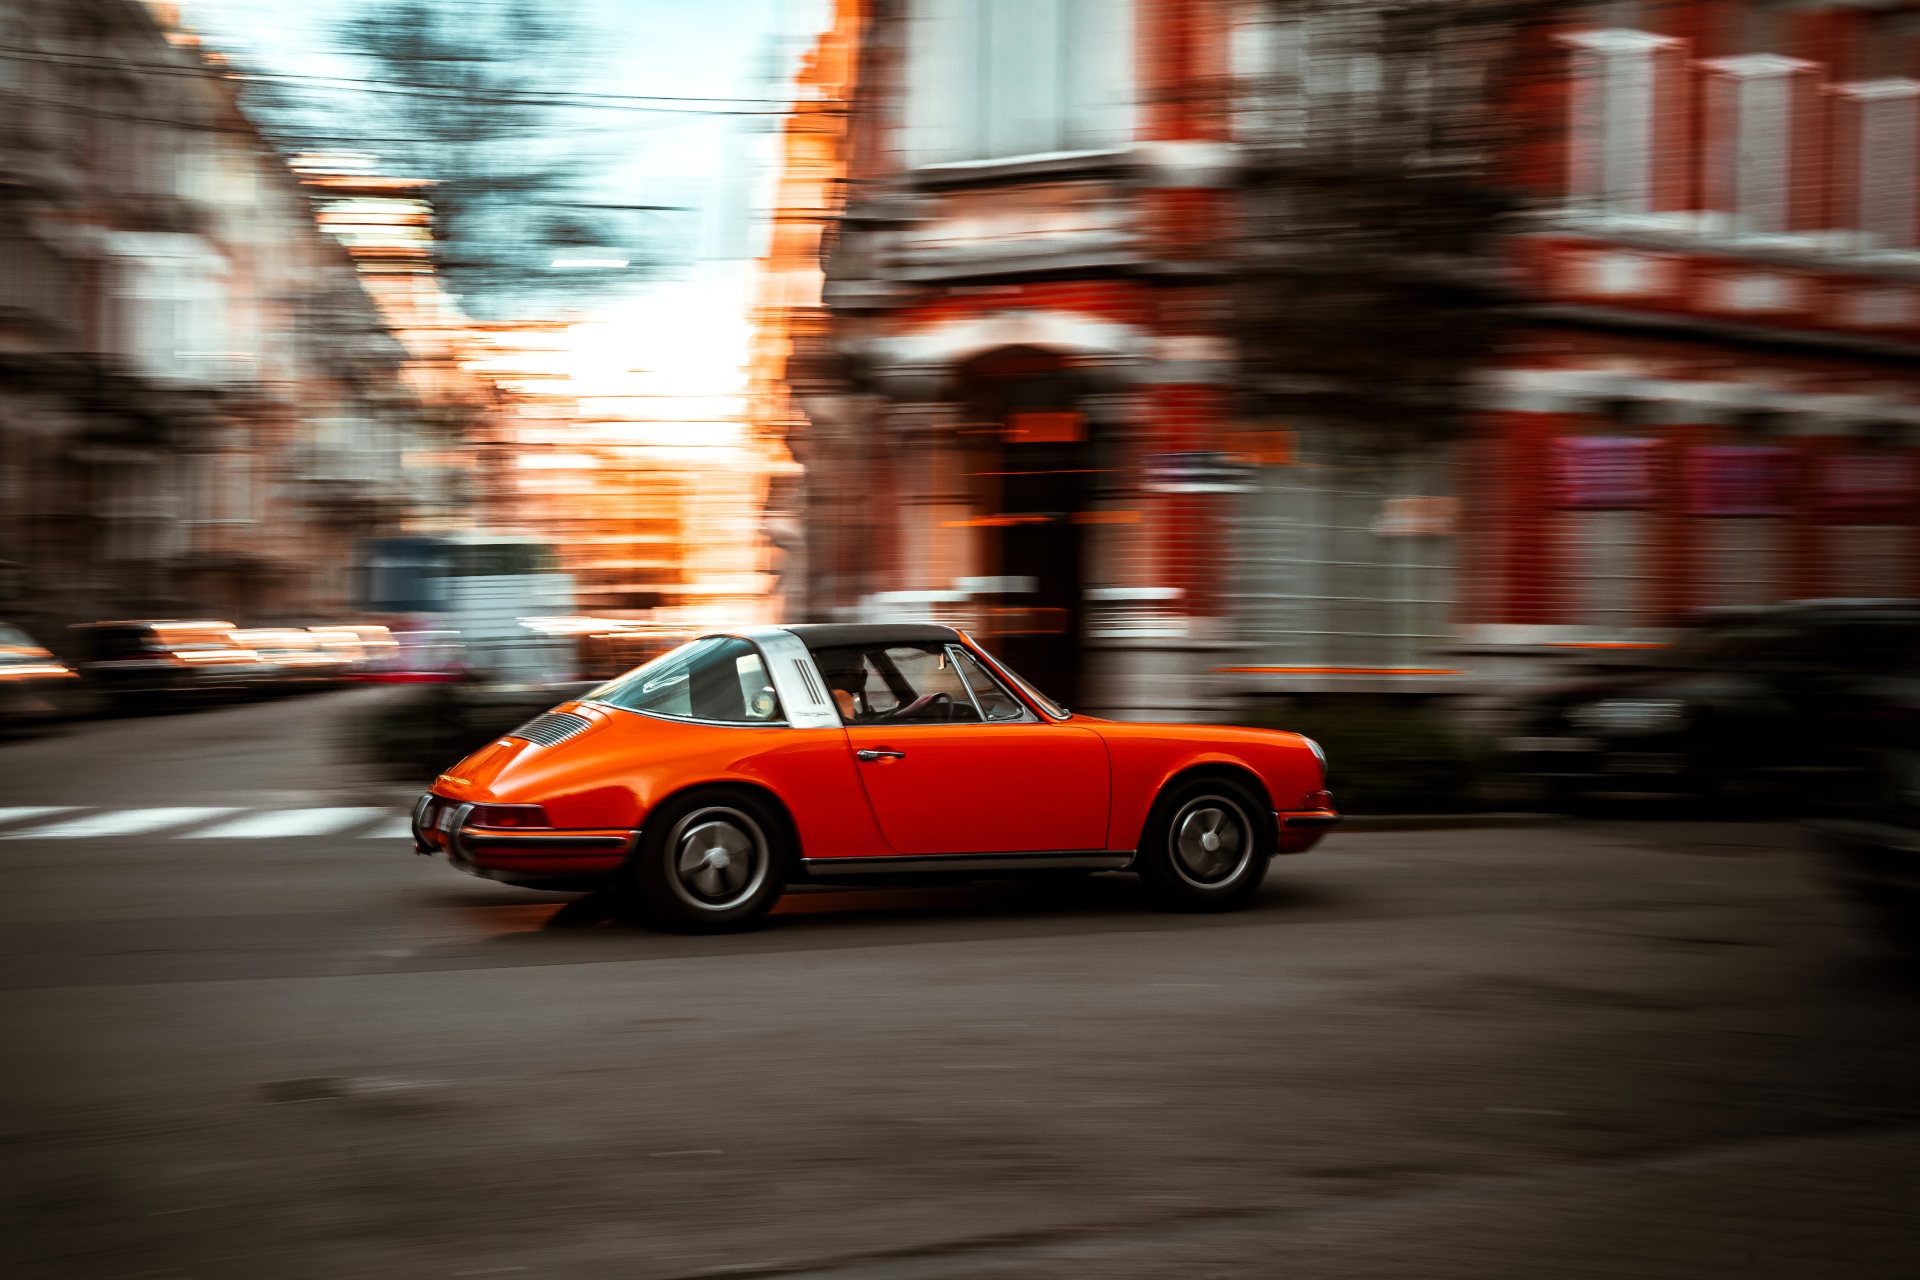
[1235,698,1489,814]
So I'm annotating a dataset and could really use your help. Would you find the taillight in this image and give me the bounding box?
[465,803,553,829]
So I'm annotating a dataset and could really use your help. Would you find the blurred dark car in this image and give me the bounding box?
[1502,601,1920,810]
[0,621,79,731]
[1807,747,1920,952]
[70,620,277,709]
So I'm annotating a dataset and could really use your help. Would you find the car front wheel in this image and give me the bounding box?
[1135,777,1272,912]
[624,789,789,933]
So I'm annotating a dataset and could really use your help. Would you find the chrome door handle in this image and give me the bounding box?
[857,748,906,762]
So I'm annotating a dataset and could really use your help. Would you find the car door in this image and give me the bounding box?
[834,644,1109,855]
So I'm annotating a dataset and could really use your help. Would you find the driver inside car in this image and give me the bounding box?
[813,648,873,722]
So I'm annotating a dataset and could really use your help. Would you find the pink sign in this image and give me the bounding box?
[1554,436,1659,509]
[1687,447,1795,516]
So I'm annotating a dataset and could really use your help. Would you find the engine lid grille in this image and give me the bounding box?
[506,711,594,748]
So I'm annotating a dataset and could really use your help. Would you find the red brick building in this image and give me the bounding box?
[786,0,1920,718]
[790,0,1252,718]
[1474,0,1920,670]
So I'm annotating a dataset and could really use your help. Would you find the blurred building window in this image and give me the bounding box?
[1564,509,1647,630]
[1554,437,1656,630]
[1821,453,1913,597]
[1232,7,1304,145]
[1230,439,1452,672]
[1834,79,1919,250]
[1561,27,1683,216]
[220,454,255,523]
[1700,54,1812,236]
[1700,516,1783,608]
[902,0,1135,165]
[1690,445,1795,609]
[1233,4,1399,150]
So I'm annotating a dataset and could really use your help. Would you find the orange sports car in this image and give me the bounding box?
[412,624,1338,931]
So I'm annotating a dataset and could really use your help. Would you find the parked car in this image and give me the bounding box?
[411,624,1337,931]
[70,620,277,709]
[1501,601,1920,810]
[0,621,78,731]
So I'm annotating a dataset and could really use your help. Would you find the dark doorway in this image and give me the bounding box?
[957,348,1096,710]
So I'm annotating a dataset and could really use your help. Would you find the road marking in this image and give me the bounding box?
[6,807,243,839]
[189,808,389,839]
[0,807,80,829]
[362,816,416,839]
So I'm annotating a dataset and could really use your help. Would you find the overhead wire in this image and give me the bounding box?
[0,43,827,116]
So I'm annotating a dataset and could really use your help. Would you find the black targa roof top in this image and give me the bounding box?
[776,623,963,651]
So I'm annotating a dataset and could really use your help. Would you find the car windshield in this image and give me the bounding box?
[588,636,783,724]
[965,641,1068,718]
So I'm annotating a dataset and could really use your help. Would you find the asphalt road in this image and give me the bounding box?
[2,690,1917,1279]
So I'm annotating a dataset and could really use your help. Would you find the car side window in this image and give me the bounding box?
[590,636,783,724]
[951,646,1033,722]
[881,646,981,722]
[809,643,984,724]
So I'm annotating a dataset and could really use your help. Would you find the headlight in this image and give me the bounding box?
[1300,735,1328,782]
[1566,698,1687,736]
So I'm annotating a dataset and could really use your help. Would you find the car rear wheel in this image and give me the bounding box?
[1135,777,1272,913]
[623,789,789,933]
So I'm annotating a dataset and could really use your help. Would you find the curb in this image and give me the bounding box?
[1337,812,1566,832]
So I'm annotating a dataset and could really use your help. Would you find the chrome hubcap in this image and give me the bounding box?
[668,808,768,911]
[1171,798,1251,888]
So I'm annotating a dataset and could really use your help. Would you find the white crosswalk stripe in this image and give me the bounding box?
[0,807,80,828]
[188,808,390,839]
[7,807,242,839]
[0,805,421,841]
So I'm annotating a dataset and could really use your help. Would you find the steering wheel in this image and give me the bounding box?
[881,691,951,720]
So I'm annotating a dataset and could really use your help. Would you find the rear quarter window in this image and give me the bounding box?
[589,636,783,724]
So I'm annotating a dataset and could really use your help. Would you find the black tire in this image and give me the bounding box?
[1135,776,1273,913]
[622,788,789,933]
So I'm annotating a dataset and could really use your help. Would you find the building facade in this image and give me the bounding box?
[792,0,1257,718]
[1469,0,1920,685]
[781,0,1920,719]
[0,0,438,636]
